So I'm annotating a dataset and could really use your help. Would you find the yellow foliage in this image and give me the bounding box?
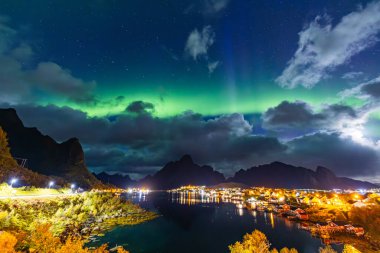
[116,248,130,253]
[319,245,337,253]
[29,224,61,253]
[342,245,362,253]
[0,127,17,169]
[229,229,271,253]
[56,237,90,253]
[0,224,129,253]
[229,229,298,253]
[279,248,298,253]
[0,231,19,253]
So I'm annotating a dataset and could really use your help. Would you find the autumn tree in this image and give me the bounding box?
[280,248,298,253]
[229,230,271,253]
[319,245,337,253]
[28,224,130,253]
[29,224,61,253]
[229,230,298,253]
[342,245,361,253]
[0,127,17,169]
[0,231,19,253]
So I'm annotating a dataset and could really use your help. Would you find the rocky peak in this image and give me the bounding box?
[0,108,24,129]
[179,154,193,164]
[0,108,102,189]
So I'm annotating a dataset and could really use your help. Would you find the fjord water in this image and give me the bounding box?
[91,192,342,253]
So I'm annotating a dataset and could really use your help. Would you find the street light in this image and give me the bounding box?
[10,178,17,187]
[48,181,54,189]
[71,184,76,192]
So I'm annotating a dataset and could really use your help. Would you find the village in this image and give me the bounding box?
[169,186,380,249]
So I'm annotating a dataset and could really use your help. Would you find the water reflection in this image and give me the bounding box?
[171,192,241,206]
[270,213,275,228]
[91,192,343,253]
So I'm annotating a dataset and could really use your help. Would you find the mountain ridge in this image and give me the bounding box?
[228,161,377,189]
[0,108,102,189]
[141,154,225,189]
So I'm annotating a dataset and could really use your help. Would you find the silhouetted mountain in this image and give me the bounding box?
[0,108,103,189]
[229,161,377,189]
[142,155,225,189]
[93,172,136,188]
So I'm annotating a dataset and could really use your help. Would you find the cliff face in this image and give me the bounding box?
[229,162,377,189]
[0,108,102,189]
[143,155,225,190]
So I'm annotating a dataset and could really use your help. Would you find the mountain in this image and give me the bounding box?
[0,108,102,189]
[229,161,377,189]
[142,155,225,190]
[93,172,136,188]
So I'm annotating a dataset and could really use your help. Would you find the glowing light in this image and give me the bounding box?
[10,178,18,187]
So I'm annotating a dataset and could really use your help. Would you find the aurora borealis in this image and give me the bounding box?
[1,1,380,182]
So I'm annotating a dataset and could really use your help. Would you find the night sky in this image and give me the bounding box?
[1,0,380,182]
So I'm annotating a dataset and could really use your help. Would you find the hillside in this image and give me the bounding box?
[0,108,102,189]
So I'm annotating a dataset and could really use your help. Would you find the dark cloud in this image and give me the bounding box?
[125,101,155,115]
[262,101,357,133]
[4,103,284,176]
[3,102,379,180]
[283,132,380,177]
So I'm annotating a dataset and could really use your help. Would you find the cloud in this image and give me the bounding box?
[262,101,357,133]
[283,132,380,177]
[29,62,96,104]
[276,1,380,88]
[10,43,33,61]
[341,75,380,101]
[362,81,380,99]
[342,71,364,80]
[203,0,230,15]
[0,18,97,105]
[207,61,219,73]
[125,101,155,115]
[262,100,380,149]
[3,102,380,180]
[5,103,285,176]
[185,26,215,60]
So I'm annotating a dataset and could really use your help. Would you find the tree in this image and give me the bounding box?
[0,231,18,253]
[0,127,17,169]
[229,229,298,253]
[29,224,61,253]
[319,245,337,253]
[280,247,298,253]
[229,230,271,253]
[342,245,361,253]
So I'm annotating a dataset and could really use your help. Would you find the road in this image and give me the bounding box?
[0,192,80,200]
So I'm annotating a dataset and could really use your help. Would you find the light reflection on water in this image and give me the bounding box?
[170,192,242,206]
[90,192,343,253]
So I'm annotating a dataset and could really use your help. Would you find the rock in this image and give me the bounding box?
[0,108,102,189]
[141,154,225,189]
[228,161,377,189]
